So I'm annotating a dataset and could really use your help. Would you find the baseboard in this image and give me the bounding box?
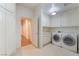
[43,41,52,47]
[32,43,39,48]
[9,49,17,56]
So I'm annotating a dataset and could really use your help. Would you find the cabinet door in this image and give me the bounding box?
[67,9,79,26]
[6,12,16,55]
[50,15,61,27]
[0,11,6,55]
[61,8,79,27]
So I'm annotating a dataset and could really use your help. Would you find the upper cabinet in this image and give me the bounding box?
[0,8,6,55]
[61,8,79,27]
[50,7,79,27]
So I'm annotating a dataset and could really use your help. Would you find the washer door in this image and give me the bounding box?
[63,35,75,46]
[53,34,60,42]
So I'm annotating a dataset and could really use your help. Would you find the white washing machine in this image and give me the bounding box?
[62,32,78,53]
[52,32,62,47]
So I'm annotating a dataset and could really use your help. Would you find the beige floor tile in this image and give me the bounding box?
[12,44,79,56]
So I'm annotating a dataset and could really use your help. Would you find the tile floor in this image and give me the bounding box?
[12,44,79,56]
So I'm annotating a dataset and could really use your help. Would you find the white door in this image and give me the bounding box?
[5,12,16,55]
[31,16,39,47]
[0,10,6,55]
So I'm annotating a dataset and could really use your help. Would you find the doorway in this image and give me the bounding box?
[20,17,32,47]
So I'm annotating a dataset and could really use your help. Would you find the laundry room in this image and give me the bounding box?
[10,3,79,56]
[42,3,79,53]
[1,1,79,59]
[1,3,79,56]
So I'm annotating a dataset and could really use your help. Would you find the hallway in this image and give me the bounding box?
[12,44,79,56]
[21,35,32,46]
[21,17,32,47]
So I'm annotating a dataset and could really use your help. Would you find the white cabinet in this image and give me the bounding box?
[0,10,6,55]
[61,8,79,27]
[50,15,61,27]
[50,8,79,27]
[67,9,79,26]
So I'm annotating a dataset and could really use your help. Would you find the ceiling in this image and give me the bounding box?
[42,3,79,15]
[17,3,79,15]
[17,3,41,9]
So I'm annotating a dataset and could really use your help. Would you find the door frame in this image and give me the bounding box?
[18,16,32,48]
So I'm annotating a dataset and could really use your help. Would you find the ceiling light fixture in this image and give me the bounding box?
[48,4,59,15]
[51,12,56,15]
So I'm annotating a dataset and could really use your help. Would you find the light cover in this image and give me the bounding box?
[51,12,56,15]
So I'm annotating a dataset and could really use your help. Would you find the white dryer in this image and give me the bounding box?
[62,32,78,53]
[52,32,62,47]
[77,33,79,53]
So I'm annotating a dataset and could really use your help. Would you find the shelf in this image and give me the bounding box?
[43,26,79,28]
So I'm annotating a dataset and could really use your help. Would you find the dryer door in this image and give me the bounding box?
[53,34,61,42]
[63,35,75,46]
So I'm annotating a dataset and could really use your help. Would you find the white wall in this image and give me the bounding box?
[16,5,33,20]
[39,9,51,47]
[41,12,50,27]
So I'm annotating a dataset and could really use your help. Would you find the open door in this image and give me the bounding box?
[31,17,40,48]
[20,17,32,47]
